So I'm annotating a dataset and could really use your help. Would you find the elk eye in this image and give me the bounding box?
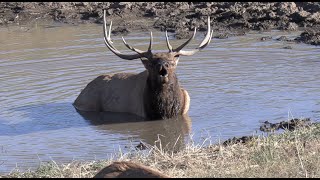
[165,63,169,68]
[174,55,180,58]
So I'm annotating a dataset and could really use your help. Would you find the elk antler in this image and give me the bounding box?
[103,10,152,60]
[103,9,213,59]
[166,16,213,56]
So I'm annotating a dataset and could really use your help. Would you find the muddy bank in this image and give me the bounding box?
[260,118,313,132]
[1,2,320,45]
[223,118,317,146]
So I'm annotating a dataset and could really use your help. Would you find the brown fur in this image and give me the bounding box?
[73,52,190,120]
[144,72,183,119]
[93,161,170,178]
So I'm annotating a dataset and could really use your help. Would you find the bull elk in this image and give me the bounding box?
[73,10,213,120]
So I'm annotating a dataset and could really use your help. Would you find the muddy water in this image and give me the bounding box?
[0,23,320,173]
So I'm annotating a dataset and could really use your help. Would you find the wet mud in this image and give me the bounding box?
[260,118,313,132]
[1,2,319,45]
[223,118,316,146]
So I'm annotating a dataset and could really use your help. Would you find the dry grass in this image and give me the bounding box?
[2,123,320,178]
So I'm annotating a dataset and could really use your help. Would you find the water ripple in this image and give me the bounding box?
[0,25,320,173]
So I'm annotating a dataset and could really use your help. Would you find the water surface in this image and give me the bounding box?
[0,23,320,173]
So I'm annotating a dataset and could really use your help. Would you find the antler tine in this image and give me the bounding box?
[102,10,147,60]
[103,38,142,60]
[176,16,213,56]
[173,27,197,52]
[108,21,112,42]
[103,10,116,49]
[148,31,153,52]
[198,16,212,48]
[121,37,146,54]
[177,30,213,56]
[165,30,173,52]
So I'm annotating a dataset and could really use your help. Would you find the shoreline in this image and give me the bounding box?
[1,121,319,178]
[1,2,320,177]
[1,2,319,45]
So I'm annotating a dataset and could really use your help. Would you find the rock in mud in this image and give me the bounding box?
[279,22,299,31]
[294,30,320,45]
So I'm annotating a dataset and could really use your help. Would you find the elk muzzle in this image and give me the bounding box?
[157,62,169,84]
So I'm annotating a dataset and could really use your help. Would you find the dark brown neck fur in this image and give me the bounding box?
[144,73,183,120]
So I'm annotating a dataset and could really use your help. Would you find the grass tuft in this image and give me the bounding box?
[1,123,320,178]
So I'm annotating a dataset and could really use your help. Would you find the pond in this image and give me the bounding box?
[0,23,320,173]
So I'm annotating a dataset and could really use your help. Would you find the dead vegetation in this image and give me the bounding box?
[2,122,320,178]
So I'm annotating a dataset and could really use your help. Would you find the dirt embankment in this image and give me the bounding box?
[1,2,320,45]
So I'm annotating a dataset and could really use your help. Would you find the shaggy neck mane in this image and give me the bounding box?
[144,73,183,120]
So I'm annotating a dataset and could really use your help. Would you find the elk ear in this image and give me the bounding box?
[140,57,148,61]
[174,55,180,66]
[140,58,149,69]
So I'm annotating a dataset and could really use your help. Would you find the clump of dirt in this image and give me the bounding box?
[260,118,312,132]
[294,29,320,45]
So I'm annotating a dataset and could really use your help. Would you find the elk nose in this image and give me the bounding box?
[159,64,168,77]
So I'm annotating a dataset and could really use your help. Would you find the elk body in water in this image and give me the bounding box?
[73,10,213,120]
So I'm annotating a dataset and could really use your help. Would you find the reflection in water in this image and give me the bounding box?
[1,23,320,173]
[0,102,191,172]
[1,103,87,136]
[77,110,192,152]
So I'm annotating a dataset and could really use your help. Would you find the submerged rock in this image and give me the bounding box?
[135,141,148,150]
[260,36,272,41]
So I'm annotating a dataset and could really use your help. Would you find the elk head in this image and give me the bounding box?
[102,10,213,86]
